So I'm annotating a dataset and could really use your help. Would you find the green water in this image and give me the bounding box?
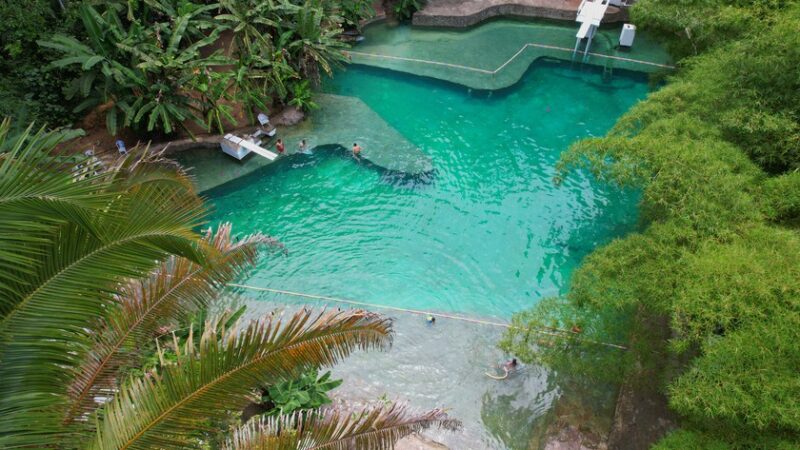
[207,60,647,319]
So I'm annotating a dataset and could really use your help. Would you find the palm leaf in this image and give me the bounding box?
[92,309,393,449]
[0,120,105,293]
[0,148,209,447]
[63,224,275,423]
[224,405,461,450]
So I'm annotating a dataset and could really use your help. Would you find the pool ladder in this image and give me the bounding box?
[602,50,616,82]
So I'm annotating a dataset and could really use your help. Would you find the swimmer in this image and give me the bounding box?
[503,358,518,371]
[298,139,309,153]
[352,142,362,158]
[275,138,285,154]
[486,357,518,380]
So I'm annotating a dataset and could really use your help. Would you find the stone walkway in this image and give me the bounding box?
[413,0,626,27]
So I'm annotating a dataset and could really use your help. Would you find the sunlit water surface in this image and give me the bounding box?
[205,61,649,448]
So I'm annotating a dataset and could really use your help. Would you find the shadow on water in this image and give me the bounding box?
[202,143,435,198]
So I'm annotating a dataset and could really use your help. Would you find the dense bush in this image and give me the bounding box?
[503,2,800,447]
[393,0,424,21]
[1,0,375,135]
[0,1,83,127]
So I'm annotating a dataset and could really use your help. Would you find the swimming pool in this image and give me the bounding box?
[197,56,652,449]
[206,60,647,320]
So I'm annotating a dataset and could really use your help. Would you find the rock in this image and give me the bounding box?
[272,106,306,126]
[543,424,604,450]
[395,433,449,450]
[606,380,677,450]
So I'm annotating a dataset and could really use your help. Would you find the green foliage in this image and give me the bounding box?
[2,0,355,133]
[288,79,319,111]
[40,3,228,135]
[261,369,343,416]
[761,171,800,226]
[337,0,376,30]
[653,428,800,450]
[0,1,83,126]
[503,2,800,447]
[0,119,453,448]
[630,0,788,59]
[394,0,424,21]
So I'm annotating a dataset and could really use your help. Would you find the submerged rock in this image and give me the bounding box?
[543,424,607,450]
[396,433,450,450]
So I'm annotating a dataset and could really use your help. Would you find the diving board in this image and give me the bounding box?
[220,133,278,161]
[239,139,277,160]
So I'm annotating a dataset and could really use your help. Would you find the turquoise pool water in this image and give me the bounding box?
[206,60,648,320]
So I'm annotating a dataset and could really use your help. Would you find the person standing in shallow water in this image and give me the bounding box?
[352,142,362,158]
[275,139,285,154]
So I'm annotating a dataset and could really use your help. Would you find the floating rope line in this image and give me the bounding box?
[346,42,675,75]
[228,283,628,350]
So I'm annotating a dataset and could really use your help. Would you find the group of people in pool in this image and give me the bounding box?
[273,138,362,158]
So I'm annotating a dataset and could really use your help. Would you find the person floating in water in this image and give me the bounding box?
[486,358,518,380]
[298,139,308,153]
[275,138,285,154]
[352,142,362,158]
[503,358,518,372]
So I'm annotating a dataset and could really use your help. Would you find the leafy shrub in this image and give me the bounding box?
[394,0,424,21]
[338,0,376,30]
[503,4,800,447]
[761,171,800,226]
[260,370,343,416]
[288,80,319,111]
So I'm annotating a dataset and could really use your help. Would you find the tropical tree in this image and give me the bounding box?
[501,3,800,448]
[0,119,458,448]
[40,3,230,135]
[282,0,349,81]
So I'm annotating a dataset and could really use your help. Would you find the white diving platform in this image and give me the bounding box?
[221,132,278,161]
[573,0,613,63]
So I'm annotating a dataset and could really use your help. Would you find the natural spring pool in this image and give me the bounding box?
[206,60,647,319]
[191,47,653,449]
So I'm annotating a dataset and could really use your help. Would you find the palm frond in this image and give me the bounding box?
[0,120,107,287]
[92,309,393,449]
[0,147,209,447]
[223,404,461,450]
[63,224,275,423]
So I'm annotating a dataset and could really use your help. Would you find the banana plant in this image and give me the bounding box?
[40,3,232,135]
[117,15,232,134]
[216,0,281,56]
[39,4,144,134]
[280,0,349,80]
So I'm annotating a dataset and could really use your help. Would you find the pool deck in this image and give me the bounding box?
[413,0,627,28]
